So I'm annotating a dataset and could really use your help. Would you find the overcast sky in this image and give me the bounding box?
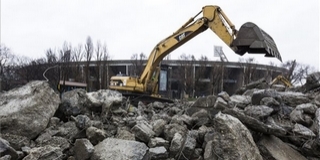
[1,0,319,70]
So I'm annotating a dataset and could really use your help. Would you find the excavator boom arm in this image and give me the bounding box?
[109,5,282,96]
[139,6,238,90]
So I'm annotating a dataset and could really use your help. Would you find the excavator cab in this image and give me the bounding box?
[232,22,282,62]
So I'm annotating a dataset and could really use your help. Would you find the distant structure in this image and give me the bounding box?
[165,54,171,60]
[72,59,287,98]
[214,45,228,62]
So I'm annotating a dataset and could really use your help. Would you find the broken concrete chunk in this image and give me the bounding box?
[92,138,148,160]
[0,137,18,160]
[290,109,313,127]
[0,155,11,160]
[191,109,211,127]
[304,72,320,91]
[151,119,167,137]
[296,103,318,115]
[214,97,229,110]
[212,112,263,160]
[86,89,123,115]
[1,134,30,151]
[170,114,193,128]
[290,103,317,127]
[37,136,70,152]
[163,123,188,141]
[86,126,107,145]
[313,109,320,145]
[279,91,311,107]
[72,115,92,130]
[229,95,251,109]
[145,146,168,160]
[244,105,274,120]
[22,145,63,160]
[260,97,280,112]
[270,84,287,91]
[314,94,320,107]
[0,81,60,139]
[292,123,316,137]
[181,131,197,158]
[191,95,217,108]
[218,91,231,102]
[115,128,135,141]
[56,121,80,141]
[58,89,89,117]
[131,120,155,143]
[148,137,170,149]
[169,133,184,158]
[151,101,165,109]
[258,135,308,160]
[251,89,279,105]
[203,140,214,160]
[74,139,94,160]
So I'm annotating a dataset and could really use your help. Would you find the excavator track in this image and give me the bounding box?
[122,92,173,106]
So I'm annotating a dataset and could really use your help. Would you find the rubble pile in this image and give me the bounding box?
[0,72,320,160]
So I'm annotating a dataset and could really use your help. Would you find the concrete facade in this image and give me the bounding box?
[84,60,287,99]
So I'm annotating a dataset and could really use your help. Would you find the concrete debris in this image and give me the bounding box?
[169,133,184,158]
[1,74,320,159]
[211,112,263,160]
[86,126,108,145]
[258,135,308,160]
[0,137,18,160]
[73,139,94,160]
[0,81,60,139]
[148,137,170,149]
[22,145,63,160]
[244,105,274,120]
[144,146,169,160]
[304,72,320,91]
[58,89,89,118]
[151,119,167,137]
[131,120,155,143]
[229,94,251,109]
[91,138,148,160]
[292,123,316,137]
[115,127,136,141]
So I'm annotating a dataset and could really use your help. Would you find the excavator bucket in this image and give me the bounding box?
[232,22,282,62]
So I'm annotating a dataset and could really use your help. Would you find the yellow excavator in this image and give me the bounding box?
[270,75,293,88]
[109,5,282,101]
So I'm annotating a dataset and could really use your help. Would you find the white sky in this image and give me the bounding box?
[1,0,319,70]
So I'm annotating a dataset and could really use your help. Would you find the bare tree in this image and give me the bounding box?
[0,45,16,90]
[238,57,259,85]
[282,60,315,85]
[129,52,146,77]
[44,48,60,87]
[58,42,73,92]
[210,63,224,94]
[73,44,84,62]
[176,53,196,98]
[93,40,103,90]
[15,56,48,84]
[101,43,110,89]
[84,36,93,91]
[46,48,58,64]
[194,55,211,96]
[0,45,10,82]
[71,44,84,82]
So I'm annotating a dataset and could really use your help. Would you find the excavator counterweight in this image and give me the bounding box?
[232,22,282,62]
